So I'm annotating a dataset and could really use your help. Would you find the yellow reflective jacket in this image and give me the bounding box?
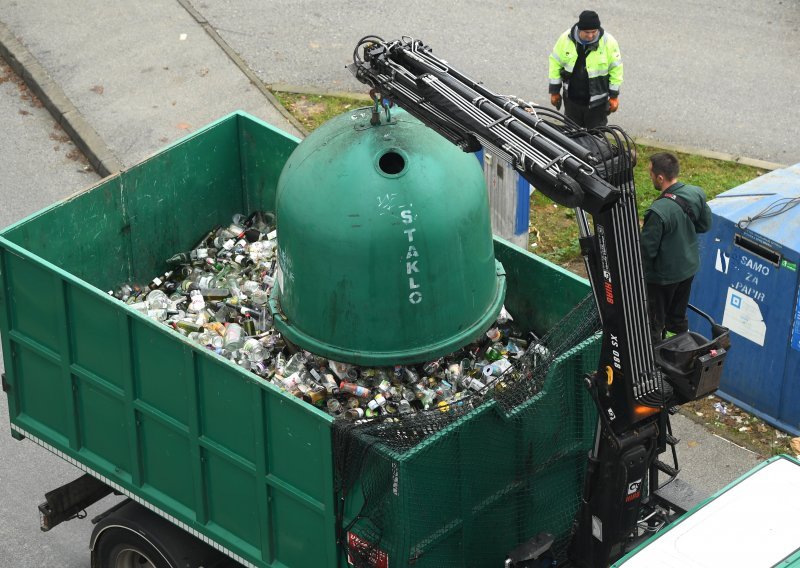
[549,27,623,108]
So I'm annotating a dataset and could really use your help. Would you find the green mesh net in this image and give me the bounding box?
[334,294,602,567]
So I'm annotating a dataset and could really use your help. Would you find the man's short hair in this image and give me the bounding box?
[649,152,680,180]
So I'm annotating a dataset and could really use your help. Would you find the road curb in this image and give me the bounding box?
[269,83,373,103]
[268,84,788,172]
[632,137,785,172]
[2,13,785,177]
[176,0,309,138]
[0,19,123,178]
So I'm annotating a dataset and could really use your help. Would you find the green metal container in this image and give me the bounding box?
[0,111,597,568]
[270,108,506,366]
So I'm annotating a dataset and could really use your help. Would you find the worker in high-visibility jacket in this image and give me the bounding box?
[549,10,623,129]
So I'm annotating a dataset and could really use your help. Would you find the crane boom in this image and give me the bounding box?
[349,36,669,429]
[350,36,729,567]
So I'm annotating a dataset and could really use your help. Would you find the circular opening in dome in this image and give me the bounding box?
[378,151,406,176]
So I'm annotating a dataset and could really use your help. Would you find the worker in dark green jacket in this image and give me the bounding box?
[640,152,712,344]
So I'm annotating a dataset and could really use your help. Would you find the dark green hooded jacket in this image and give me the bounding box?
[640,182,712,285]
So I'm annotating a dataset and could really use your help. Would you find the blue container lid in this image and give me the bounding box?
[710,163,800,250]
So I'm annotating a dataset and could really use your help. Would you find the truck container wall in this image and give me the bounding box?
[0,111,597,567]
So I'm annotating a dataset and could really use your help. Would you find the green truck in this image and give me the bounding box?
[0,111,599,568]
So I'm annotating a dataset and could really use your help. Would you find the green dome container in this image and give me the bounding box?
[269,108,506,365]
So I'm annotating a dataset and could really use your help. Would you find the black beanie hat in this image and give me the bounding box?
[577,10,601,30]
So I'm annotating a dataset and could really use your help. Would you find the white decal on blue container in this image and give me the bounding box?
[722,287,766,346]
[715,249,730,274]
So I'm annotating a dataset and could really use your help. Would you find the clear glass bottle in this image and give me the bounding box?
[272,352,287,377]
[249,287,269,306]
[329,360,351,380]
[320,373,340,394]
[283,353,307,376]
[143,290,169,321]
[187,290,206,313]
[241,338,265,362]
[223,323,244,350]
[327,398,344,417]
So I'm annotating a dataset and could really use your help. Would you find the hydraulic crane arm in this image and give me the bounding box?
[349,36,619,215]
[348,36,725,567]
[349,36,670,430]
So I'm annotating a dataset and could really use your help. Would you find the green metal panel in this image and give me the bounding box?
[69,286,127,391]
[13,337,68,441]
[198,358,257,463]
[138,411,195,511]
[204,449,261,554]
[77,379,131,475]
[121,119,245,281]
[239,112,301,213]
[1,176,129,291]
[0,111,599,568]
[6,250,63,353]
[494,236,591,335]
[783,550,800,567]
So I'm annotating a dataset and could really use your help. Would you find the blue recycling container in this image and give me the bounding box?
[689,163,800,435]
[476,149,531,250]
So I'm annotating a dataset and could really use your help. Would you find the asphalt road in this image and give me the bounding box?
[199,0,800,165]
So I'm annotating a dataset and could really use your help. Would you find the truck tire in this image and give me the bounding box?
[93,526,171,568]
[91,500,235,568]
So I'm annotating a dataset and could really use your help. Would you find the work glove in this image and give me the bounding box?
[608,97,619,113]
[550,93,562,111]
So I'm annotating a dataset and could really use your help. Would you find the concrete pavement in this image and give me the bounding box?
[0,0,303,173]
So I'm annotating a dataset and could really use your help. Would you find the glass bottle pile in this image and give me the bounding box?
[111,213,538,421]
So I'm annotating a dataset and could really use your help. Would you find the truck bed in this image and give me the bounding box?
[0,111,597,568]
